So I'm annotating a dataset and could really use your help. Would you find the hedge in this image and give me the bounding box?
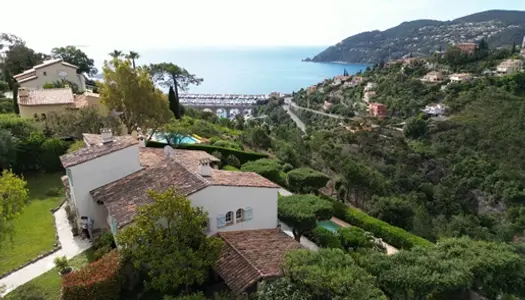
[146,141,268,165]
[222,165,240,171]
[306,227,342,249]
[62,250,122,300]
[242,159,287,187]
[325,197,432,250]
[287,167,329,194]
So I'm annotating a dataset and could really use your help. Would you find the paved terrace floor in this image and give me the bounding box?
[1,204,92,296]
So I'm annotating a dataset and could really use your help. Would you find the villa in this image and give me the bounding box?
[369,102,387,118]
[449,73,472,83]
[421,71,444,83]
[323,100,334,111]
[496,59,523,76]
[17,87,103,119]
[14,59,87,92]
[59,130,301,294]
[454,42,477,55]
[307,85,317,95]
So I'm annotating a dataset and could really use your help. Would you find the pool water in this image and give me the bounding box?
[317,220,342,233]
[152,133,199,144]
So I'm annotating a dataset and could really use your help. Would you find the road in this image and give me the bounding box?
[283,97,306,132]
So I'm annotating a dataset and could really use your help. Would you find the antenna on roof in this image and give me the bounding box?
[164,146,175,159]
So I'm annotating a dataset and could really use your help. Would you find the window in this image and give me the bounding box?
[225,211,234,225]
[244,207,253,221]
[236,209,244,223]
[66,168,73,187]
[43,71,47,76]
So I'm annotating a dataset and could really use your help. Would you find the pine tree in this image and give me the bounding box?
[168,86,180,119]
[512,41,517,54]
[343,69,348,76]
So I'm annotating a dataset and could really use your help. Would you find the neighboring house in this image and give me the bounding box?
[422,103,447,116]
[421,71,444,83]
[17,87,102,119]
[334,75,350,82]
[323,100,334,111]
[454,42,477,55]
[449,73,472,83]
[13,59,86,91]
[369,102,387,118]
[306,85,317,95]
[496,59,523,76]
[59,130,301,295]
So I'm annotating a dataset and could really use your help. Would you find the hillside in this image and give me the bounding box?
[306,10,525,64]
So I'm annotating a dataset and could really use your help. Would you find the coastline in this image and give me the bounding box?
[302,59,372,66]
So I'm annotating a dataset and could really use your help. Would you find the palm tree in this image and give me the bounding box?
[109,50,123,58]
[126,51,140,69]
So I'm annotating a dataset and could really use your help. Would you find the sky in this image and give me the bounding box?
[1,0,524,56]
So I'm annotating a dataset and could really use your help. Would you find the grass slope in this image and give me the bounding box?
[0,172,64,275]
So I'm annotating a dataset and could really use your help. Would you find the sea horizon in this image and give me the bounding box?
[92,46,367,94]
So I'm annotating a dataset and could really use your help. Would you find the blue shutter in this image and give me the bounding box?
[110,218,118,236]
[217,214,227,228]
[67,168,73,187]
[244,207,253,221]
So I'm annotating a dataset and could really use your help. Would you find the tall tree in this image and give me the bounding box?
[278,194,334,242]
[108,50,123,58]
[126,51,140,69]
[168,86,180,119]
[99,58,172,134]
[117,188,223,293]
[51,46,97,76]
[0,170,29,247]
[149,63,203,115]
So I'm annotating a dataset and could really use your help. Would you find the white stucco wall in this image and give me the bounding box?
[67,145,142,229]
[189,185,279,235]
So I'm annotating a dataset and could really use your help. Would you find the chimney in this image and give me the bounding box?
[100,128,113,144]
[199,159,212,177]
[18,87,29,103]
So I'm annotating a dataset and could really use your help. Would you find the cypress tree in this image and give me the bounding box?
[168,86,180,119]
[12,81,19,115]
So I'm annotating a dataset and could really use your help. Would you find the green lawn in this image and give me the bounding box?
[0,172,64,275]
[4,249,95,300]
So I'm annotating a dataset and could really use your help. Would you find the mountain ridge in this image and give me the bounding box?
[307,10,525,64]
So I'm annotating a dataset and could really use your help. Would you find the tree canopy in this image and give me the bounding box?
[51,45,97,75]
[99,58,172,134]
[116,188,223,293]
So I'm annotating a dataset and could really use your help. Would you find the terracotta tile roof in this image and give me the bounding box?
[215,229,302,294]
[90,159,209,228]
[60,135,138,168]
[18,88,74,106]
[89,146,279,228]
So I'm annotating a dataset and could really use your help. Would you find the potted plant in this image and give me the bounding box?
[54,256,72,275]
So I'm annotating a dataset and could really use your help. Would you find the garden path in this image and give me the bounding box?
[1,204,91,296]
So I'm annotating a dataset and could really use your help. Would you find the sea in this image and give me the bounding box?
[94,47,367,94]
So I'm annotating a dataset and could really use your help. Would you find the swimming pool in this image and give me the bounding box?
[317,220,342,233]
[151,133,199,144]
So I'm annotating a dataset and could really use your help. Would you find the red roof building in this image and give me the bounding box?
[369,102,387,118]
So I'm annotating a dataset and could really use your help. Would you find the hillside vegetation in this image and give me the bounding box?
[307,9,525,63]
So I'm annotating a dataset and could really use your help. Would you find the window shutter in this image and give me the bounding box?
[217,214,227,228]
[110,219,118,236]
[244,207,253,221]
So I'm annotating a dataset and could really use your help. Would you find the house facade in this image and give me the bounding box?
[14,59,86,91]
[497,59,523,76]
[421,71,444,83]
[455,43,477,55]
[369,102,387,118]
[17,87,101,119]
[449,73,472,83]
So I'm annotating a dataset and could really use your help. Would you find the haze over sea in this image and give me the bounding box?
[94,47,367,94]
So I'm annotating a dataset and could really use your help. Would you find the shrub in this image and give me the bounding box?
[163,293,206,300]
[241,159,285,186]
[282,163,294,173]
[45,187,61,197]
[93,231,116,260]
[40,138,69,172]
[309,227,342,249]
[224,154,241,168]
[62,250,122,300]
[286,168,329,194]
[211,150,223,160]
[146,142,268,165]
[326,197,432,250]
[212,139,243,150]
[337,227,378,252]
[54,256,70,273]
[67,140,85,153]
[223,165,239,171]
